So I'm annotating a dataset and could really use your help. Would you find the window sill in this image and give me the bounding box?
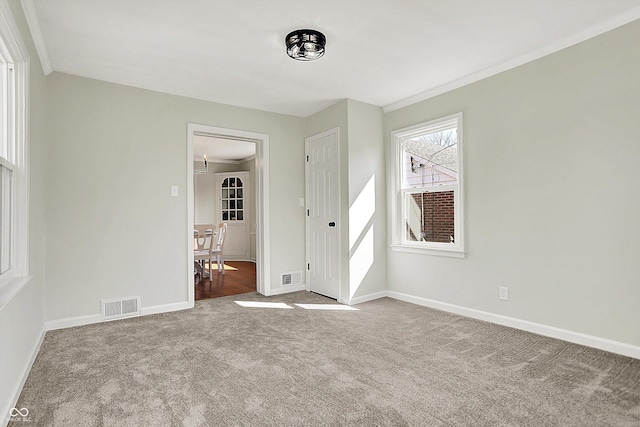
[390,244,466,258]
[0,274,34,313]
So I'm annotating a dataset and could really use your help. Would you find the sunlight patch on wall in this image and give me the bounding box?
[349,226,374,299]
[349,175,376,250]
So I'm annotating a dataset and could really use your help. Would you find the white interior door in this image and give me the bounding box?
[306,128,340,299]
[215,171,250,260]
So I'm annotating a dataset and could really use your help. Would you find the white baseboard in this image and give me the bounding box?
[45,301,191,331]
[2,326,45,427]
[348,291,389,305]
[350,290,640,360]
[141,301,190,316]
[265,284,306,296]
[45,313,103,331]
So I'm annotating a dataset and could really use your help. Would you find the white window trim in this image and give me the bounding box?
[390,112,465,257]
[0,0,31,309]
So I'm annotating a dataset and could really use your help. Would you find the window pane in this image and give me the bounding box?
[405,190,455,244]
[402,127,458,189]
[0,163,12,274]
[0,60,7,159]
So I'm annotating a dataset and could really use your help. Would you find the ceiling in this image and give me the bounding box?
[26,0,640,117]
[193,135,255,163]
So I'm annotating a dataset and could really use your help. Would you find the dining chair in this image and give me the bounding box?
[194,224,216,278]
[211,222,228,275]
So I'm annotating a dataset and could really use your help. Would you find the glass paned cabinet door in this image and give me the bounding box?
[221,177,245,221]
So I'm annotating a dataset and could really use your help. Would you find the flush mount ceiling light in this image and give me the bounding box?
[285,29,326,61]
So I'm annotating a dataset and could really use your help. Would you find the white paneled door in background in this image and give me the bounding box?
[305,128,340,299]
[215,171,250,260]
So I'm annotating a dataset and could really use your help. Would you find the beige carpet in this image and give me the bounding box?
[11,291,640,426]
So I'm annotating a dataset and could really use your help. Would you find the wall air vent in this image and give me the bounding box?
[101,296,141,320]
[281,271,303,286]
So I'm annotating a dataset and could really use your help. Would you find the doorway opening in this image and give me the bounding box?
[187,124,270,306]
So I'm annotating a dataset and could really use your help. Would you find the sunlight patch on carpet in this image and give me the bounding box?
[295,304,359,311]
[234,301,293,309]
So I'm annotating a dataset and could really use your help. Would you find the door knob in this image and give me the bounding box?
[328,222,336,227]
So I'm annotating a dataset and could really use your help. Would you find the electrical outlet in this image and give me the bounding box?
[499,287,509,301]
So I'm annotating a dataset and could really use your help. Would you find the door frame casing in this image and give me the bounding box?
[305,127,342,300]
[187,123,270,306]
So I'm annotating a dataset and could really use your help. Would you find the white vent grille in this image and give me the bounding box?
[122,298,139,314]
[101,296,141,320]
[281,271,303,286]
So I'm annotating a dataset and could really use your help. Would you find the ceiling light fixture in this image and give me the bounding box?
[285,29,326,61]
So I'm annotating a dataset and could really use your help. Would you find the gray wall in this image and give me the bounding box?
[44,73,305,320]
[305,99,387,302]
[346,100,386,300]
[384,19,640,346]
[193,160,249,224]
[0,0,47,418]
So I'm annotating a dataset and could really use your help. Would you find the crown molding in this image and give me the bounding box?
[384,6,640,113]
[20,0,53,75]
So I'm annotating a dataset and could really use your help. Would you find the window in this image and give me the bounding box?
[391,113,464,256]
[0,2,28,290]
[221,177,245,221]
[0,157,12,275]
[1,44,15,276]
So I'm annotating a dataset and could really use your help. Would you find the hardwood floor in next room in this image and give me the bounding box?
[195,261,256,300]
